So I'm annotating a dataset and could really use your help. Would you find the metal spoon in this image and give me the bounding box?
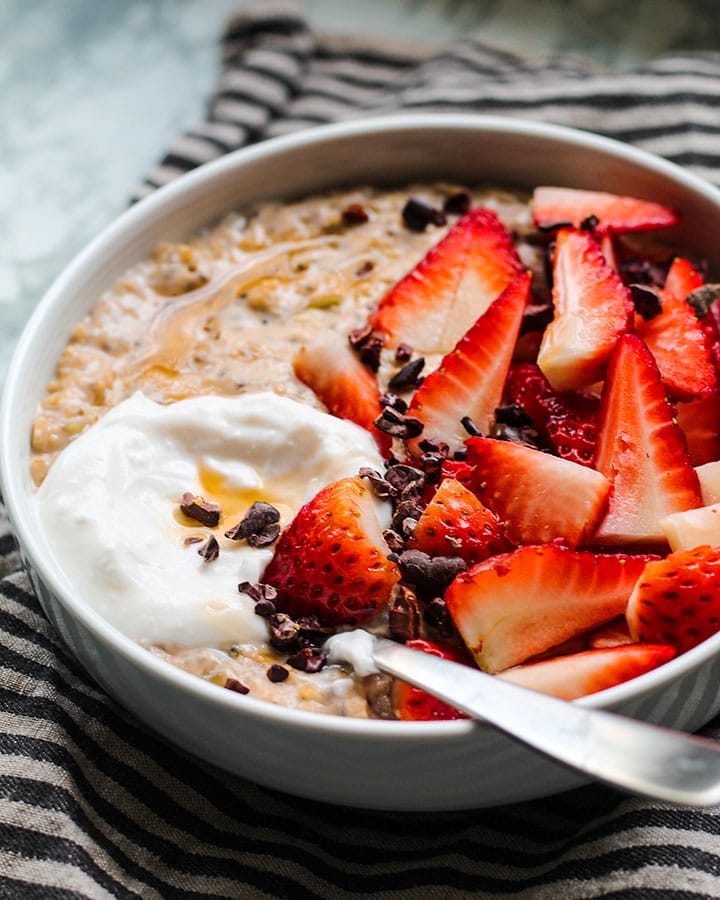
[372,637,720,806]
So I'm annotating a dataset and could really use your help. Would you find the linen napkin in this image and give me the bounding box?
[4,6,720,897]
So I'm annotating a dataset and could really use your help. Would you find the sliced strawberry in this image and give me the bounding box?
[675,392,720,467]
[407,477,511,566]
[532,186,679,234]
[393,639,472,721]
[537,229,634,391]
[293,332,390,455]
[504,362,599,467]
[627,545,720,654]
[499,644,675,700]
[406,272,530,454]
[592,334,702,545]
[635,258,715,401]
[464,436,610,547]
[370,208,526,355]
[445,545,654,673]
[262,476,399,625]
[588,617,634,649]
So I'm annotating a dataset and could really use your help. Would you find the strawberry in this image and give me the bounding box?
[537,228,634,391]
[370,208,526,355]
[406,477,511,566]
[445,545,654,673]
[504,362,599,467]
[406,272,530,454]
[532,186,679,234]
[675,392,720,467]
[464,436,610,547]
[293,332,391,455]
[499,644,676,700]
[635,257,715,401]
[262,476,399,625]
[592,334,702,545]
[393,639,472,721]
[626,545,720,654]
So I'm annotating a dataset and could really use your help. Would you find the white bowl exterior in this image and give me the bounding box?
[6,115,720,810]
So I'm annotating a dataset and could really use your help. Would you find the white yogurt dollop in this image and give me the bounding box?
[34,392,387,645]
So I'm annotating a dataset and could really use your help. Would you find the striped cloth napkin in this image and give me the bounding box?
[5,5,720,897]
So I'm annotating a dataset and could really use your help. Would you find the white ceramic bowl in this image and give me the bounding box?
[5,115,720,811]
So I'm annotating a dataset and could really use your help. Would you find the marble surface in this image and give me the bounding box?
[2,0,718,384]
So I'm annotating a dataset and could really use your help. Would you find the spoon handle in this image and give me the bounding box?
[373,638,720,806]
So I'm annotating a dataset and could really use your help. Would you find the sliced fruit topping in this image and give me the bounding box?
[626,545,720,653]
[635,257,715,401]
[445,545,653,674]
[532,186,679,234]
[464,436,610,547]
[262,475,399,626]
[675,393,720,467]
[406,477,511,566]
[393,639,471,720]
[406,272,530,454]
[588,617,634,649]
[499,644,675,700]
[370,208,525,355]
[592,334,702,545]
[537,228,634,391]
[504,362,600,466]
[661,502,720,552]
[293,331,390,454]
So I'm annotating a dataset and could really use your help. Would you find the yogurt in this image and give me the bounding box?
[33,391,387,645]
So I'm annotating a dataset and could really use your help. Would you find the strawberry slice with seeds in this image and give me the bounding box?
[675,392,720,467]
[262,476,399,625]
[445,545,654,674]
[635,257,715,401]
[393,639,472,721]
[464,436,610,547]
[592,334,702,545]
[293,332,391,455]
[406,271,530,454]
[499,644,675,700]
[627,545,720,654]
[407,477,511,566]
[370,208,526,355]
[532,186,679,234]
[537,228,634,391]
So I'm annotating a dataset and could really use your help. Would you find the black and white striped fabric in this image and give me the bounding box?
[6,6,720,897]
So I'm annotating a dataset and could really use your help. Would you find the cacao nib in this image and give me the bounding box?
[342,203,369,225]
[395,342,413,363]
[267,663,289,683]
[388,587,422,642]
[494,404,533,427]
[520,302,554,335]
[490,421,542,448]
[287,646,327,673]
[402,197,447,232]
[388,357,425,391]
[537,220,573,233]
[225,501,281,548]
[417,438,450,457]
[618,256,671,288]
[355,260,374,277]
[453,446,468,461]
[580,213,600,232]
[363,672,396,720]
[254,598,277,618]
[461,416,482,437]
[391,499,424,535]
[686,284,720,317]
[238,581,278,604]
[425,596,455,638]
[349,325,384,372]
[268,613,302,651]
[630,283,663,321]
[198,535,220,562]
[180,493,221,527]
[184,536,203,546]
[443,190,471,216]
[383,529,407,553]
[384,465,426,496]
[379,392,408,413]
[391,549,466,594]
[225,677,250,695]
[359,467,395,499]
[419,453,444,480]
[374,407,424,439]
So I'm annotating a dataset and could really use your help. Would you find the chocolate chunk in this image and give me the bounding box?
[443,190,471,216]
[630,283,663,321]
[180,492,222,527]
[225,502,281,548]
[349,324,384,372]
[461,416,482,437]
[388,357,425,391]
[395,342,414,363]
[287,646,327,673]
[402,197,447,232]
[359,467,395,499]
[342,203,370,225]
[391,549,467,594]
[267,663,289,683]
[198,535,220,562]
[374,407,424,439]
[388,587,421,642]
[225,677,250,695]
[686,284,720,317]
[268,613,302,651]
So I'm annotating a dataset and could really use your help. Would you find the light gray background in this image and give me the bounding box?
[2,0,717,382]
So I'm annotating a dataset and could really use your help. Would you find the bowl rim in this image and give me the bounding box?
[5,111,720,740]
